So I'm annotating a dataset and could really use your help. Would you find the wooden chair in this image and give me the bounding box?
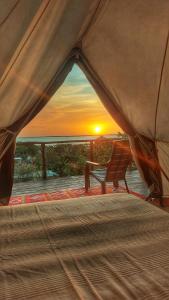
[85,140,132,194]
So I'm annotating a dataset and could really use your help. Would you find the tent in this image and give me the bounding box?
[0,0,169,205]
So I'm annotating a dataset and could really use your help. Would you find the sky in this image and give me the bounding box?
[19,64,122,137]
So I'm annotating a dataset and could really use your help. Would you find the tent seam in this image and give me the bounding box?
[0,0,20,27]
[77,0,106,48]
[154,29,169,140]
[0,0,52,89]
[154,29,169,187]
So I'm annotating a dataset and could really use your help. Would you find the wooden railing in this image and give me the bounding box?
[16,135,126,179]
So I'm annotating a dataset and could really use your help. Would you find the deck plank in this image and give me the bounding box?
[12,170,148,197]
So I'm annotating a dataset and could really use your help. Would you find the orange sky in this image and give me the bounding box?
[19,65,122,137]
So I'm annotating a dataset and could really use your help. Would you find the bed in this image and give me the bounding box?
[0,193,169,299]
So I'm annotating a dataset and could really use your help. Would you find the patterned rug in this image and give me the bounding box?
[9,186,146,206]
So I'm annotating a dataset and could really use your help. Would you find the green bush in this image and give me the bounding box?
[14,138,134,180]
[46,144,88,176]
[14,162,40,181]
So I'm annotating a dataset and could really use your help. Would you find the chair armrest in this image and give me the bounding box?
[86,161,107,167]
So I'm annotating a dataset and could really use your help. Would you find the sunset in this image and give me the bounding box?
[94,125,102,134]
[19,65,122,137]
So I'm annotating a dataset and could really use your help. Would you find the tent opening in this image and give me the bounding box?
[10,65,147,204]
[19,64,123,137]
[14,64,125,182]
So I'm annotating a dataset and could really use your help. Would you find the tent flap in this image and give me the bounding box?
[0,0,99,203]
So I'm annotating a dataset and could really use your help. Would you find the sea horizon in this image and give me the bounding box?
[16,133,125,145]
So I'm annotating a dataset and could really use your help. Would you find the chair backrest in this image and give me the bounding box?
[105,140,132,182]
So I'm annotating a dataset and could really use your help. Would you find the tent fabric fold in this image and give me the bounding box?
[80,0,169,201]
[0,141,15,205]
[129,135,163,199]
[77,51,135,136]
[0,56,75,205]
[77,51,163,199]
[0,0,99,204]
[0,0,169,203]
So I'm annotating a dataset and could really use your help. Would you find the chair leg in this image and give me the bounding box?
[113,180,119,188]
[85,165,90,192]
[101,182,106,194]
[124,178,129,193]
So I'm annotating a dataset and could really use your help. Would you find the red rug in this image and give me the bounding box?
[9,186,146,206]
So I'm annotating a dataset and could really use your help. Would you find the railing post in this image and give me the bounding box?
[41,143,47,179]
[89,141,94,170]
[85,163,90,192]
[89,141,94,161]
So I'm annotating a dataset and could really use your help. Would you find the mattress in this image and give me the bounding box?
[0,193,169,299]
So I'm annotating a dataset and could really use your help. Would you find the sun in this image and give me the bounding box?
[94,125,102,134]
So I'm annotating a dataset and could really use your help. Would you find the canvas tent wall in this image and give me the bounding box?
[0,0,169,204]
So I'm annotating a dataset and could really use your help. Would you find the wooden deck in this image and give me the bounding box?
[12,170,148,197]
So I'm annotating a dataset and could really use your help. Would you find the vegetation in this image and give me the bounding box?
[47,144,88,177]
[14,145,41,181]
[14,135,135,182]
